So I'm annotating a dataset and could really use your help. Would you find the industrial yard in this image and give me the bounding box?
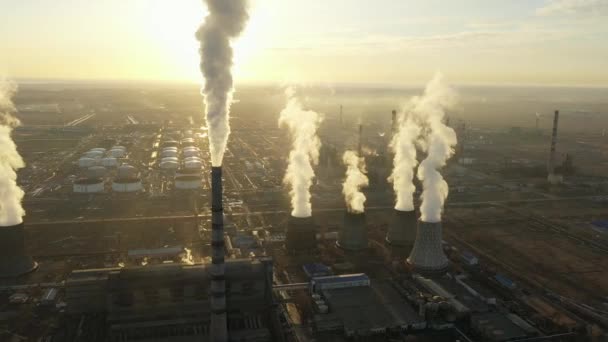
[1,82,607,341]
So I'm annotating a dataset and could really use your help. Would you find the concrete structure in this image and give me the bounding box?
[65,259,275,341]
[112,177,143,193]
[547,110,563,184]
[211,167,227,342]
[337,211,368,251]
[0,223,37,277]
[73,177,104,193]
[386,209,417,247]
[407,221,449,273]
[175,175,202,190]
[285,216,316,252]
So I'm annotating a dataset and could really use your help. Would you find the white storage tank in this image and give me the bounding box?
[182,149,200,158]
[78,157,97,168]
[73,178,104,193]
[174,175,202,190]
[101,157,118,167]
[176,168,200,177]
[90,147,106,153]
[84,150,104,158]
[160,160,179,170]
[87,166,107,178]
[112,178,143,193]
[111,145,126,151]
[117,164,138,179]
[108,149,126,158]
[161,150,178,158]
[184,159,203,170]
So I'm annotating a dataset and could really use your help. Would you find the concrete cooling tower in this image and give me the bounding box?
[0,223,37,277]
[407,220,448,274]
[386,209,417,247]
[285,216,316,252]
[337,211,368,251]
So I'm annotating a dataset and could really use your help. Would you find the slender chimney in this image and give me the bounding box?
[547,110,562,184]
[210,167,227,342]
[358,123,363,156]
[391,110,397,136]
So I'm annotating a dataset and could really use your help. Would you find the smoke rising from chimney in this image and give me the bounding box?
[196,0,249,167]
[342,150,368,213]
[389,109,421,212]
[415,72,458,223]
[279,88,322,218]
[0,79,25,226]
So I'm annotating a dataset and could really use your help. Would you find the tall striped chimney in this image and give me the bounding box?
[547,110,562,184]
[210,167,227,341]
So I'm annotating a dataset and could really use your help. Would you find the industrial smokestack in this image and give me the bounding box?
[0,79,36,277]
[196,0,249,167]
[407,220,449,273]
[357,123,363,155]
[342,150,368,214]
[391,110,397,136]
[337,211,367,251]
[416,72,457,223]
[279,88,322,218]
[386,209,417,247]
[210,167,227,341]
[547,110,562,184]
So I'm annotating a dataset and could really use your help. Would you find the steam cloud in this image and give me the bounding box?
[279,89,322,218]
[415,72,458,222]
[196,0,249,166]
[0,80,26,226]
[389,111,421,212]
[342,150,368,213]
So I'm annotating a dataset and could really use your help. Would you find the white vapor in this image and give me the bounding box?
[279,88,322,218]
[342,150,368,213]
[389,109,421,212]
[415,72,458,223]
[196,0,249,166]
[0,79,25,226]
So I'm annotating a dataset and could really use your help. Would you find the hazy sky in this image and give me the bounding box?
[1,0,607,86]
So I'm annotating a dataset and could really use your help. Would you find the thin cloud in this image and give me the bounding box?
[537,0,608,16]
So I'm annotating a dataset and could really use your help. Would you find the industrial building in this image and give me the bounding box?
[65,258,277,341]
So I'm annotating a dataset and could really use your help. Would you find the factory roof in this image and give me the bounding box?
[471,312,531,341]
[320,280,423,334]
[302,263,332,278]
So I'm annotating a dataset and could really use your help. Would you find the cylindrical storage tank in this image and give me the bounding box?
[337,211,368,251]
[112,178,143,193]
[184,159,203,170]
[161,150,178,158]
[183,156,201,163]
[108,149,126,158]
[407,220,449,274]
[101,157,118,167]
[117,164,138,179]
[73,178,104,193]
[90,148,106,153]
[174,175,202,190]
[176,168,200,177]
[182,149,200,158]
[78,157,97,168]
[160,160,179,170]
[0,223,38,277]
[87,166,107,178]
[84,150,104,158]
[111,145,126,151]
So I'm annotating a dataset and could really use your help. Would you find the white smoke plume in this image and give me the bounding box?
[415,72,458,223]
[279,88,323,218]
[196,0,249,166]
[389,110,421,212]
[0,79,25,226]
[342,150,368,213]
